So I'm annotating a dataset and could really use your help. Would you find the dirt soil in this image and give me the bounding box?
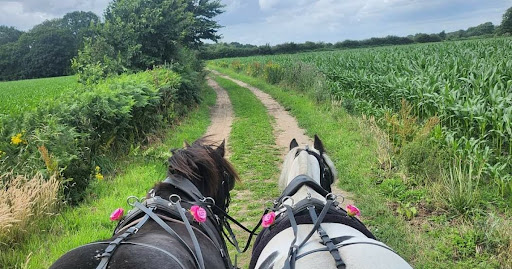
[205,77,234,156]
[209,70,355,208]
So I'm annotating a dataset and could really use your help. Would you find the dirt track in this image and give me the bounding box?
[205,77,234,156]
[208,70,354,208]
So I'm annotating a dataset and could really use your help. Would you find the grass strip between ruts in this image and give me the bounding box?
[1,86,216,269]
[211,75,281,268]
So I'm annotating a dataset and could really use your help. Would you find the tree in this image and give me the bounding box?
[60,11,100,44]
[19,20,76,78]
[100,0,224,69]
[439,30,446,40]
[0,26,23,46]
[501,6,512,34]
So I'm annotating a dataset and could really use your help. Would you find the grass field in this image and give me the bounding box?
[0,76,77,116]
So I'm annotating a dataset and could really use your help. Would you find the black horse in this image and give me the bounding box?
[50,139,239,269]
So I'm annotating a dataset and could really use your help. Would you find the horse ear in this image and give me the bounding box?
[314,135,325,153]
[290,138,299,150]
[216,140,226,157]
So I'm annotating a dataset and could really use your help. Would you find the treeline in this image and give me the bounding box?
[200,21,502,60]
[0,12,99,81]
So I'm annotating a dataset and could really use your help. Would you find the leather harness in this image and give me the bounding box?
[90,176,234,269]
[251,175,378,269]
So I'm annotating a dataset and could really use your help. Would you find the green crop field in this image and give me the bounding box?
[212,37,512,199]
[0,76,77,116]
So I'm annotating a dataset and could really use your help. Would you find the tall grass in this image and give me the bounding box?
[0,174,60,245]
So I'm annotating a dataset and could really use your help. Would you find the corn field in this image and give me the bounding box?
[212,37,512,197]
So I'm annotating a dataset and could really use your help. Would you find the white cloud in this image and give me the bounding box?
[258,0,279,10]
[0,0,110,30]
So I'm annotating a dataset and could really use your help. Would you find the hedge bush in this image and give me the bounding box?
[0,67,190,202]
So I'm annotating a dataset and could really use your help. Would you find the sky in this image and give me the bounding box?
[1,0,511,45]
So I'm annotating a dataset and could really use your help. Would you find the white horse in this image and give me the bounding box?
[250,135,412,269]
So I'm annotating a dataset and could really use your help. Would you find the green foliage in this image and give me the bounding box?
[0,68,184,202]
[0,12,98,81]
[263,61,284,84]
[0,26,23,46]
[442,157,484,217]
[396,202,418,220]
[501,7,512,35]
[96,0,223,70]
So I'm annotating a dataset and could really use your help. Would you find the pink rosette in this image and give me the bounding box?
[262,211,276,228]
[110,208,125,221]
[346,204,361,217]
[190,205,207,223]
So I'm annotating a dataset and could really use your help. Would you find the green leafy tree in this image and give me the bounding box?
[0,26,23,46]
[19,20,76,78]
[99,0,224,70]
[501,6,512,34]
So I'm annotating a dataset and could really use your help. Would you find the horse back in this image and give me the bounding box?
[50,221,225,269]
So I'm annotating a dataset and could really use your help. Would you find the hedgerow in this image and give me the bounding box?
[0,67,193,202]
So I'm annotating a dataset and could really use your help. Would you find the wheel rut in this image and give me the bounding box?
[205,77,234,156]
[210,70,355,209]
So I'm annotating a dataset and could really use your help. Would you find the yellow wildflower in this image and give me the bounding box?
[11,133,24,145]
[95,173,104,180]
[95,166,101,172]
[0,150,4,157]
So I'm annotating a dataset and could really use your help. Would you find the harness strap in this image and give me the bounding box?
[134,201,204,269]
[283,199,334,269]
[296,240,398,260]
[308,206,345,269]
[122,242,186,269]
[164,176,203,201]
[96,214,150,269]
[175,200,206,269]
[283,205,299,269]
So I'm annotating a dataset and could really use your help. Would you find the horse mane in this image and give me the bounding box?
[165,138,239,209]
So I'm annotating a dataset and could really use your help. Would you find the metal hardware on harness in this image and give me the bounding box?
[168,194,181,205]
[126,196,140,207]
[201,196,216,205]
[281,196,295,207]
[325,193,337,201]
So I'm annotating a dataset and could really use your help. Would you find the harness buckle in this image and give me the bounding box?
[281,196,295,207]
[201,197,216,205]
[127,196,140,207]
[169,194,181,205]
[325,193,337,201]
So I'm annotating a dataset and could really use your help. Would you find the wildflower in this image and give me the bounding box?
[262,211,276,228]
[346,204,361,217]
[189,205,207,223]
[95,173,104,180]
[0,150,4,157]
[11,133,24,145]
[95,166,104,180]
[110,208,124,221]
